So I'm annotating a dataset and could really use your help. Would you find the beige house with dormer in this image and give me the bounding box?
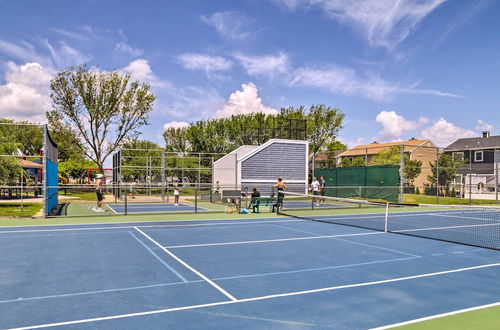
[339,138,438,188]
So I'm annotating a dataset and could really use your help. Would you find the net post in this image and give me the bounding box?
[384,202,389,233]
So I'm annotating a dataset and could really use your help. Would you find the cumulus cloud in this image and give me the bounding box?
[375,111,429,141]
[121,59,167,87]
[475,119,493,132]
[290,66,459,101]
[420,118,476,146]
[0,62,53,122]
[273,0,446,49]
[214,83,278,118]
[234,52,290,76]
[163,121,190,130]
[201,11,253,41]
[175,53,233,72]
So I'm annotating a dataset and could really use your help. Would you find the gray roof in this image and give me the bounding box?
[444,135,500,151]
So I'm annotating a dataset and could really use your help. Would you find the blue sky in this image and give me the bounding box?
[1,0,499,148]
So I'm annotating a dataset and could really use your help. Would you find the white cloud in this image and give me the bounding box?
[115,42,143,57]
[163,121,189,130]
[475,119,493,132]
[273,0,446,49]
[234,52,290,76]
[214,83,278,118]
[375,111,428,141]
[289,66,459,101]
[0,62,53,122]
[175,53,232,72]
[201,11,253,41]
[420,118,476,146]
[121,59,167,87]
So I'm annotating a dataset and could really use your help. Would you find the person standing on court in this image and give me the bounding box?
[311,176,320,206]
[275,176,286,212]
[320,175,326,204]
[173,181,181,206]
[93,174,105,212]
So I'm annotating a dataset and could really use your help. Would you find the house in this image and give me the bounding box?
[312,150,345,168]
[444,131,500,195]
[212,139,308,195]
[339,138,438,188]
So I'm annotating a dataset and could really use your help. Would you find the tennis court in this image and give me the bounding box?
[1,204,499,329]
[107,203,206,214]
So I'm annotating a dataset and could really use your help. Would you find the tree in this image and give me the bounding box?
[163,127,190,153]
[120,140,162,181]
[403,160,422,186]
[371,146,407,165]
[166,105,345,157]
[341,157,366,167]
[0,142,23,184]
[427,153,464,194]
[48,65,156,171]
[307,104,345,155]
[316,140,347,168]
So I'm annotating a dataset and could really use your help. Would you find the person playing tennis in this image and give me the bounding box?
[275,176,286,212]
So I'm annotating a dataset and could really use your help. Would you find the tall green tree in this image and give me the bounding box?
[163,126,190,153]
[307,104,345,154]
[427,153,464,191]
[371,146,407,165]
[48,65,156,171]
[403,160,422,186]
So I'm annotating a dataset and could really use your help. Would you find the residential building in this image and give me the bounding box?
[444,131,500,195]
[339,138,438,188]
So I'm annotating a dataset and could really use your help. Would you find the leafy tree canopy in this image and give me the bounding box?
[48,65,156,171]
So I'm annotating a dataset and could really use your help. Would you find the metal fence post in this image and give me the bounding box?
[496,149,499,203]
[399,144,404,204]
[436,148,439,204]
[469,150,472,204]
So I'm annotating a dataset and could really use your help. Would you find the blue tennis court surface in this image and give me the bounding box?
[107,203,206,213]
[0,214,499,329]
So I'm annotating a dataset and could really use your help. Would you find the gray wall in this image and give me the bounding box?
[241,142,306,180]
[241,181,306,196]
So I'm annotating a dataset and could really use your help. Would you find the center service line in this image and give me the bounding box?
[134,226,238,302]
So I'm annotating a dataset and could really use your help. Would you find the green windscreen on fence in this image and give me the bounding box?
[315,165,400,202]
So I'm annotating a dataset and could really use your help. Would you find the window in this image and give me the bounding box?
[474,151,484,162]
[452,152,464,162]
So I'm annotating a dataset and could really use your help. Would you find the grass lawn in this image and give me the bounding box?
[403,194,500,205]
[0,203,43,217]
[397,305,500,329]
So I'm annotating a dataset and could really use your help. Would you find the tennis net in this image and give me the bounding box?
[278,191,500,251]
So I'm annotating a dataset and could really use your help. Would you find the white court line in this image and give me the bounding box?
[371,301,500,329]
[106,204,118,214]
[128,232,187,282]
[134,227,237,302]
[395,222,500,234]
[0,218,310,235]
[165,231,383,249]
[430,213,500,222]
[8,262,500,330]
